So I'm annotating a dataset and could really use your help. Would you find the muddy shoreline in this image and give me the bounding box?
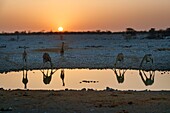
[0,89,170,113]
[1,67,170,74]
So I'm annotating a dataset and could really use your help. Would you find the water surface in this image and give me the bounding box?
[0,69,169,91]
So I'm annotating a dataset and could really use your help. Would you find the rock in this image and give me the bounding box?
[0,107,13,111]
[128,101,133,105]
[23,92,28,96]
[87,89,94,91]
[81,88,86,91]
[0,88,4,90]
[106,87,114,91]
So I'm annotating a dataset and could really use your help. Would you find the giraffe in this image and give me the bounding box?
[139,54,155,86]
[60,42,64,56]
[139,54,153,68]
[113,53,126,83]
[22,47,27,67]
[43,53,53,68]
[114,53,124,67]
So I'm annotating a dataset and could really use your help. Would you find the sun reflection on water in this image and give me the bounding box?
[0,69,169,91]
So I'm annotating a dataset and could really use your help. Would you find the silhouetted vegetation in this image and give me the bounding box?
[0,30,114,35]
[0,28,170,39]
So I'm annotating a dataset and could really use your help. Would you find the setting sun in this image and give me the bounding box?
[58,27,63,32]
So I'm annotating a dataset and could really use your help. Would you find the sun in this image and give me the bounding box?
[58,27,63,32]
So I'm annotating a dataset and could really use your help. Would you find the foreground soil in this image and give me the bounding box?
[0,89,170,113]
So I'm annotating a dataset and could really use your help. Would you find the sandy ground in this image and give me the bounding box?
[0,34,170,73]
[0,89,170,113]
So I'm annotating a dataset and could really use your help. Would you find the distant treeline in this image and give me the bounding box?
[0,28,170,37]
[0,30,113,35]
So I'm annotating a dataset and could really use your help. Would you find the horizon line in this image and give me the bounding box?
[1,27,170,34]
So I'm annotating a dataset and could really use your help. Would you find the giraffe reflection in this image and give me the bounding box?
[41,69,57,85]
[113,53,127,83]
[60,69,65,86]
[139,70,155,86]
[22,47,28,89]
[22,69,28,89]
[113,69,127,84]
[139,54,155,86]
[41,53,57,85]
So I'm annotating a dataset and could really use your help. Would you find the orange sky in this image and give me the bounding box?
[0,0,170,32]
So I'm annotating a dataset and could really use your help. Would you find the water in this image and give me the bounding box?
[0,69,169,91]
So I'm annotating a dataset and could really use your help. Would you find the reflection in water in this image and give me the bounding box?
[80,80,99,84]
[139,54,155,86]
[22,47,28,89]
[22,69,28,89]
[60,69,65,86]
[113,53,127,83]
[41,52,56,85]
[139,70,155,86]
[113,69,127,84]
[41,69,57,85]
[0,69,170,90]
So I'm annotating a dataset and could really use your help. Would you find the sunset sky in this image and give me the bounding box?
[0,0,170,32]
